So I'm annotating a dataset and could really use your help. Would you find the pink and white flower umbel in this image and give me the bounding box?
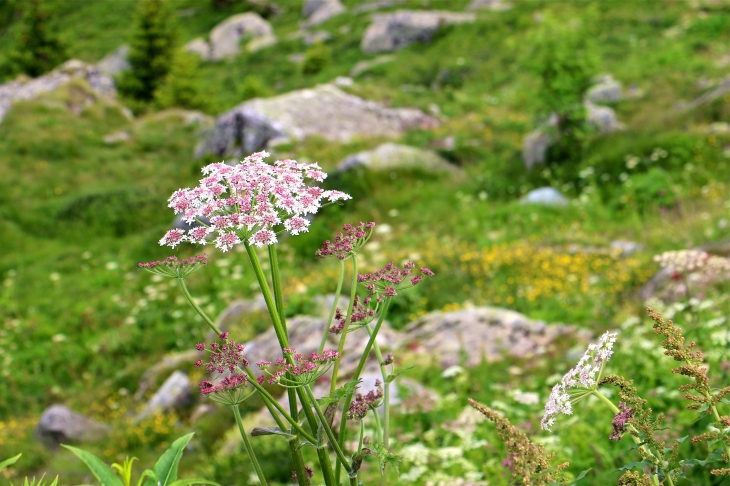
[541,331,617,431]
[159,151,351,252]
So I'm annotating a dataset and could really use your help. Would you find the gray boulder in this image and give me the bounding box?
[0,59,116,123]
[350,54,394,77]
[194,105,284,159]
[361,10,476,54]
[586,101,623,134]
[522,129,553,170]
[209,13,275,60]
[96,45,130,76]
[338,143,456,173]
[36,405,110,448]
[244,314,403,378]
[403,307,591,368]
[521,187,568,206]
[136,371,191,421]
[467,0,513,10]
[586,74,623,104]
[302,0,346,27]
[135,350,199,400]
[184,38,212,61]
[235,84,438,143]
[679,76,730,111]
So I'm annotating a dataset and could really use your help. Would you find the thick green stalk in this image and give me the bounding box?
[268,246,302,456]
[335,298,391,485]
[178,278,221,335]
[305,385,352,474]
[330,256,359,397]
[318,259,346,354]
[233,405,269,486]
[365,324,391,449]
[592,391,663,486]
[705,392,730,464]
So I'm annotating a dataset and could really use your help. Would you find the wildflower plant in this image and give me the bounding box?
[138,153,434,486]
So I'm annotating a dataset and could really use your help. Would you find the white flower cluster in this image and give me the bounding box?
[654,249,730,278]
[541,331,617,431]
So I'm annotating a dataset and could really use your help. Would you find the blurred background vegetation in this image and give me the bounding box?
[0,0,728,484]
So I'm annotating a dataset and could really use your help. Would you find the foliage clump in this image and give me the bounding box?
[117,0,177,108]
[3,0,66,78]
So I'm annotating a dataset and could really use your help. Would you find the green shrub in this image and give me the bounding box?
[301,42,331,76]
[117,0,177,105]
[154,52,208,111]
[4,0,66,78]
[238,74,271,101]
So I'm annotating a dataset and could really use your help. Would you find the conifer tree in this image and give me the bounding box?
[6,0,67,77]
[154,52,207,111]
[117,0,177,104]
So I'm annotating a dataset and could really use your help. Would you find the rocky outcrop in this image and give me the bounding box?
[338,143,456,173]
[194,105,284,159]
[196,84,438,157]
[244,315,402,378]
[361,10,476,54]
[36,405,110,448]
[209,13,275,60]
[0,59,116,123]
[135,371,191,421]
[184,38,213,61]
[586,74,623,104]
[403,307,591,368]
[467,0,513,10]
[96,45,130,76]
[586,101,623,134]
[302,0,346,27]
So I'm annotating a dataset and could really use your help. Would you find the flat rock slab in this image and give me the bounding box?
[361,10,476,54]
[0,59,116,123]
[338,142,456,173]
[209,13,275,60]
[403,307,591,368]
[36,405,109,448]
[197,84,437,157]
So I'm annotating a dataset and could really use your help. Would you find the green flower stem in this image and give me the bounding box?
[318,259,346,355]
[305,385,353,474]
[371,406,383,445]
[365,324,391,449]
[245,243,289,348]
[705,392,730,463]
[233,405,269,486]
[178,278,221,335]
[591,391,663,486]
[329,255,360,398]
[267,246,302,446]
[335,298,391,485]
[244,368,317,444]
[358,420,365,453]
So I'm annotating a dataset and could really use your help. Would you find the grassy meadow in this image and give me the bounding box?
[0,0,729,484]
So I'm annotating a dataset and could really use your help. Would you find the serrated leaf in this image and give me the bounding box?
[146,433,195,486]
[0,454,22,471]
[250,427,294,438]
[62,445,124,486]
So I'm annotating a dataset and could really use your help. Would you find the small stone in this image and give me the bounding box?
[135,371,191,421]
[36,405,110,448]
[103,131,130,144]
[338,143,456,173]
[521,187,568,206]
[184,38,212,60]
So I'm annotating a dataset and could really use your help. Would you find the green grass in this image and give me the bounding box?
[1,0,730,484]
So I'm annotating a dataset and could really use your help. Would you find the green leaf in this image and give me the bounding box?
[617,460,654,472]
[316,424,327,449]
[62,445,125,486]
[148,433,195,486]
[567,468,592,485]
[250,427,294,438]
[0,454,22,471]
[146,433,195,486]
[135,470,156,486]
[167,480,221,486]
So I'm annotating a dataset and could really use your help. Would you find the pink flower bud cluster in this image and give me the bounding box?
[316,222,376,259]
[329,295,376,334]
[358,261,435,302]
[160,151,351,252]
[609,401,633,441]
[195,332,249,396]
[138,254,208,278]
[541,331,617,431]
[261,348,339,387]
[347,379,384,421]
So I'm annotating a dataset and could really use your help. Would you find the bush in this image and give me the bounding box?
[117,0,177,105]
[154,52,208,111]
[301,42,331,76]
[4,0,66,78]
[238,74,271,101]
